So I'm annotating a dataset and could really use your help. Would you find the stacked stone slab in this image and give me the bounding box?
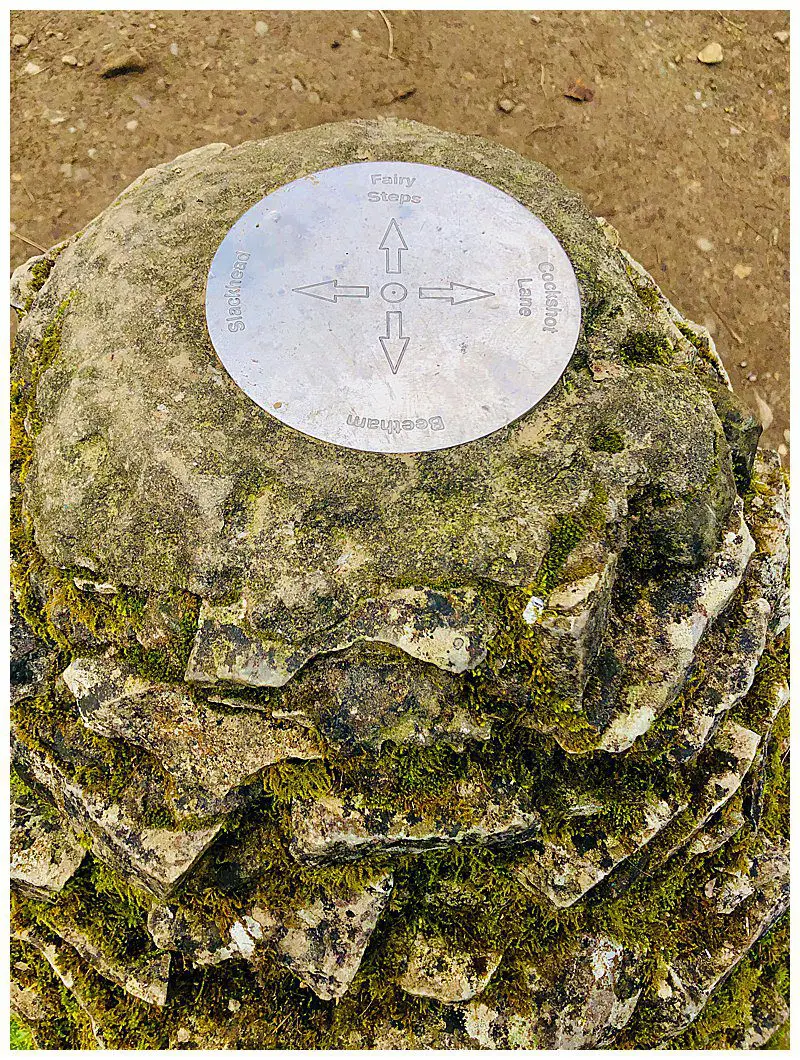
[10,120,788,1050]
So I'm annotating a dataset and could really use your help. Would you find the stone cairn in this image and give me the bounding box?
[10,120,788,1049]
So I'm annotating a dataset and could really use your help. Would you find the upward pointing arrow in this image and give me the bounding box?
[379,311,409,374]
[379,219,408,274]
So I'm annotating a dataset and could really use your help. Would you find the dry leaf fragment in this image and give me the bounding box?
[564,78,594,102]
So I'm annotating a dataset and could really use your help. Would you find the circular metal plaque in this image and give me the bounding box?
[206,162,581,453]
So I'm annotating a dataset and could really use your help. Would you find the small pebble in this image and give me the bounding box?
[255,21,269,36]
[126,119,139,131]
[773,30,789,44]
[351,28,361,39]
[12,33,29,48]
[698,42,724,65]
[747,372,758,382]
[228,999,241,1013]
[497,98,516,113]
[169,42,179,57]
[696,237,714,253]
[291,77,305,94]
[61,54,78,66]
[24,61,42,75]
[739,360,748,368]
[733,263,752,279]
[778,444,788,457]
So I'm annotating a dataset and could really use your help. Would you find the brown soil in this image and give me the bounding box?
[10,9,789,452]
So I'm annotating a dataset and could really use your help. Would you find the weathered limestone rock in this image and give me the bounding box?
[250,874,393,1000]
[28,907,170,1006]
[14,927,109,1048]
[461,934,644,1048]
[187,586,494,687]
[63,655,321,798]
[11,600,56,706]
[9,119,788,1049]
[397,929,502,1003]
[648,837,789,1038]
[657,719,761,865]
[11,980,56,1026]
[733,994,790,1049]
[290,786,541,864]
[15,739,223,898]
[11,794,85,900]
[686,804,746,858]
[595,499,754,753]
[284,649,491,750]
[514,794,681,908]
[149,874,392,1001]
[147,903,235,967]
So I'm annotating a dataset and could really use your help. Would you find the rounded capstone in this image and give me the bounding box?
[12,118,752,755]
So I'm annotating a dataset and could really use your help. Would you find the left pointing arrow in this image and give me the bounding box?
[293,280,370,302]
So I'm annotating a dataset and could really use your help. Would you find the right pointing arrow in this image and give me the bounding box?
[379,311,409,375]
[418,282,495,305]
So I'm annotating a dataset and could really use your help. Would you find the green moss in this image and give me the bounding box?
[18,256,57,314]
[619,328,674,367]
[13,856,151,971]
[629,279,663,314]
[589,425,625,453]
[10,1019,33,1050]
[664,919,789,1050]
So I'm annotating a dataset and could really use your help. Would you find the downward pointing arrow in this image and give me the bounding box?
[379,219,408,274]
[418,282,495,305]
[293,280,370,302]
[379,311,409,374]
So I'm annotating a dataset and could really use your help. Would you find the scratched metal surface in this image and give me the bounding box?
[205,161,581,453]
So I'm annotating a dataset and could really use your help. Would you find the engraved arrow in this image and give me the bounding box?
[379,219,407,275]
[379,311,409,375]
[293,280,370,302]
[418,282,495,305]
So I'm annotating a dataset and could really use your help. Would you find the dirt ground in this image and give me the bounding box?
[9,8,789,453]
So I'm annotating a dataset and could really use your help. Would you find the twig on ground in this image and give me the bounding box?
[719,11,746,32]
[528,122,563,137]
[12,231,48,253]
[742,216,769,243]
[706,300,743,345]
[378,10,394,59]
